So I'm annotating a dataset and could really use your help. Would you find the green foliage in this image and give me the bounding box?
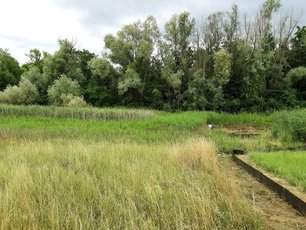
[88,58,111,79]
[0,49,22,91]
[210,50,232,110]
[22,49,46,72]
[60,94,87,107]
[105,16,160,106]
[0,77,39,105]
[118,66,143,96]
[289,26,306,68]
[43,39,85,87]
[286,66,306,100]
[47,75,82,106]
[86,57,118,106]
[162,12,195,110]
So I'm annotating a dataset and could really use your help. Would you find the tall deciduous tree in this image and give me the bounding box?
[86,57,118,106]
[105,16,160,105]
[209,50,232,110]
[162,12,195,109]
[43,39,85,87]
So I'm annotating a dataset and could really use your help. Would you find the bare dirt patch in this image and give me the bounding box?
[220,126,265,137]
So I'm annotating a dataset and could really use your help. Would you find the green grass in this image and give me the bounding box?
[0,111,207,144]
[249,151,306,191]
[0,111,287,152]
[206,112,269,127]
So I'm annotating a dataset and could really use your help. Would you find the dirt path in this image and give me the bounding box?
[223,156,306,230]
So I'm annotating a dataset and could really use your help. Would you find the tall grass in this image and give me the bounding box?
[0,139,261,229]
[0,111,207,144]
[206,112,269,127]
[271,109,306,142]
[0,104,157,120]
[249,151,306,191]
[0,109,293,152]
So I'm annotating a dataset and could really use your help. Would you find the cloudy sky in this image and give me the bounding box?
[1,0,305,64]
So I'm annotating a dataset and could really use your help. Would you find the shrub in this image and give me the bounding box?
[60,94,87,107]
[48,75,81,105]
[0,77,39,105]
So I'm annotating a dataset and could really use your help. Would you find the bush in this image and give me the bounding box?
[0,77,39,105]
[48,75,81,105]
[60,94,87,107]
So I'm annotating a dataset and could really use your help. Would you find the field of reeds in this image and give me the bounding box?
[0,104,157,120]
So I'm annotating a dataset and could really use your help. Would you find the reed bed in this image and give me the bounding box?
[0,104,157,120]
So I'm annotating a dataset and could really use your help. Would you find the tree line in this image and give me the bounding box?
[1,0,306,112]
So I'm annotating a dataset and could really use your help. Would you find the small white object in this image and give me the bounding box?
[208,124,213,129]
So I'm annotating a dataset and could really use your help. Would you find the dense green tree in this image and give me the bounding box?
[22,49,47,72]
[86,57,118,106]
[289,26,306,68]
[162,12,195,109]
[286,66,306,100]
[22,66,48,104]
[0,49,22,91]
[105,16,160,106]
[43,39,85,87]
[209,50,232,111]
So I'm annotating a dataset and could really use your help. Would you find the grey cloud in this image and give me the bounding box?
[0,34,56,50]
[53,0,305,38]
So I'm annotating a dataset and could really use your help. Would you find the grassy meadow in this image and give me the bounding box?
[249,151,306,192]
[0,104,305,229]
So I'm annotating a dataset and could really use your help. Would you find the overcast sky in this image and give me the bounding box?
[1,0,305,64]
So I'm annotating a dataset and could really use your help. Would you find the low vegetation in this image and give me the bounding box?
[0,104,157,120]
[0,139,261,228]
[249,151,306,191]
[1,105,305,228]
[271,109,306,142]
[206,112,269,127]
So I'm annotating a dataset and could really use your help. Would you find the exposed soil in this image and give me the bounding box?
[220,126,264,137]
[223,156,306,230]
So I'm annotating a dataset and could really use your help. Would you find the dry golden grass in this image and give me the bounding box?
[0,138,262,229]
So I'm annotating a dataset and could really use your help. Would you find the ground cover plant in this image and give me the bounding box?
[249,151,306,192]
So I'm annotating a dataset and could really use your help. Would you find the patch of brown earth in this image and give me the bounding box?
[220,126,264,137]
